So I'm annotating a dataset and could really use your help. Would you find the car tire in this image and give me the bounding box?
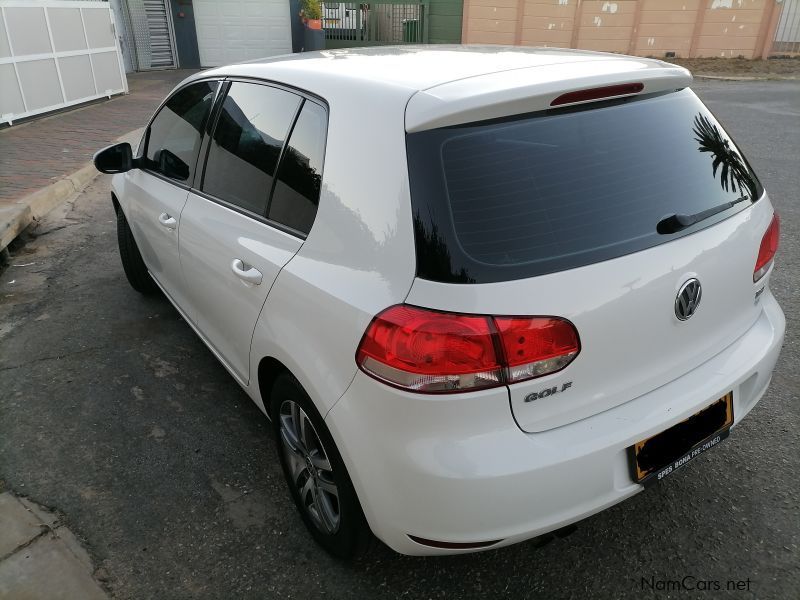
[116,207,158,295]
[270,373,374,559]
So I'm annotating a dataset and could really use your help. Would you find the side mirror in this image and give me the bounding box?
[156,149,190,181]
[93,142,135,174]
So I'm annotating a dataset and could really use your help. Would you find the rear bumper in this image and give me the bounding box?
[325,293,784,555]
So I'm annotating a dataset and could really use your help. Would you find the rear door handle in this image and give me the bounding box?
[231,259,263,285]
[158,212,177,230]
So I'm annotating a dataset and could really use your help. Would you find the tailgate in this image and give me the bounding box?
[403,86,775,432]
[405,198,773,432]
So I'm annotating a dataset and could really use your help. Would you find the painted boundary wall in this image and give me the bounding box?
[462,0,785,59]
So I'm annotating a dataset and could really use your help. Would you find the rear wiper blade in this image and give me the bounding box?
[656,195,751,235]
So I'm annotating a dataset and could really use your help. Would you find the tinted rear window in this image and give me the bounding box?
[406,89,763,284]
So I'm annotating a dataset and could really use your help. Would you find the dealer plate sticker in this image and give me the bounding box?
[644,429,731,487]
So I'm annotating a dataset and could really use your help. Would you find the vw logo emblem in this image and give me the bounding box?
[675,278,702,321]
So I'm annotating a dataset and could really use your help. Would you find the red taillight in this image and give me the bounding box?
[355,305,502,393]
[356,305,580,393]
[754,214,779,282]
[550,82,644,107]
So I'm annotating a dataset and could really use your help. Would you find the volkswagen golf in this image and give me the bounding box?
[94,46,784,558]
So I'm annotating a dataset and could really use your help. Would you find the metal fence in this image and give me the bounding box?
[772,0,800,55]
[322,1,428,48]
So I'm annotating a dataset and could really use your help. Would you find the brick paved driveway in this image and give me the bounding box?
[0,70,197,204]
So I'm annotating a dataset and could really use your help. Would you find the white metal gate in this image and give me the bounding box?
[0,0,128,125]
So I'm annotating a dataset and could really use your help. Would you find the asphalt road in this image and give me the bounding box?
[1,80,798,600]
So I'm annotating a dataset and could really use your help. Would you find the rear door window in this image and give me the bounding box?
[267,100,327,235]
[406,89,763,284]
[202,82,302,215]
[144,80,218,183]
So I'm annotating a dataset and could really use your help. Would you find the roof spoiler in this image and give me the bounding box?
[405,60,692,132]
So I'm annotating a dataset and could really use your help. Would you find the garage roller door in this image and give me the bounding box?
[193,0,291,67]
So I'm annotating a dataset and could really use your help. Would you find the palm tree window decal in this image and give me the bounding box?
[692,113,759,201]
[656,114,761,235]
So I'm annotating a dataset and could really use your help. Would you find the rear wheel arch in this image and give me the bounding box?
[257,356,336,421]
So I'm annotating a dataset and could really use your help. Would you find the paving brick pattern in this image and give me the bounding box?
[0,70,197,203]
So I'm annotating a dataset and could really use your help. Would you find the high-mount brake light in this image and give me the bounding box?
[550,82,645,107]
[754,213,779,282]
[356,305,580,393]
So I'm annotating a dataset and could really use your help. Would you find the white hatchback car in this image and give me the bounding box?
[94,46,784,558]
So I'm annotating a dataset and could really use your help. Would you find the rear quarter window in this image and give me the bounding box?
[406,89,763,284]
[268,100,327,235]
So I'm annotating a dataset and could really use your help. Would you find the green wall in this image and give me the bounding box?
[428,0,463,44]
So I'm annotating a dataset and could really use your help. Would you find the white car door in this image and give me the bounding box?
[179,81,328,384]
[126,80,219,315]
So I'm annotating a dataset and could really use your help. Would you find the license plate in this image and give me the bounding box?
[631,392,734,487]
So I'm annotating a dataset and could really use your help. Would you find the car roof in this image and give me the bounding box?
[189,45,692,131]
[195,45,683,92]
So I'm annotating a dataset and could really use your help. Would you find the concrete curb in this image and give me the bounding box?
[0,128,144,253]
[0,492,108,599]
[0,205,31,253]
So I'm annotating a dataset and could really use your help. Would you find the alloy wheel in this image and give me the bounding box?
[279,399,341,534]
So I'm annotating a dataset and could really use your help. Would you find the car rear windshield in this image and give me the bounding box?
[406,88,763,284]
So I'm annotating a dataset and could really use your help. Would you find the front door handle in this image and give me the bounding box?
[158,212,177,230]
[231,259,263,285]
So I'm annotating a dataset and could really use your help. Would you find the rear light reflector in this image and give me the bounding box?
[754,213,779,282]
[407,534,502,550]
[356,305,580,393]
[494,317,580,383]
[550,82,644,107]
